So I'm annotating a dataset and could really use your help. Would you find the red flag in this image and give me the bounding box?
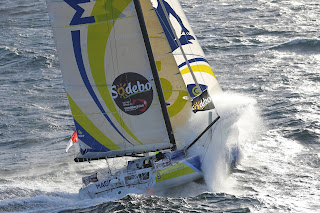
[66,130,78,152]
[71,130,78,143]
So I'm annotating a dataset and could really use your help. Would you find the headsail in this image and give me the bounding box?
[147,0,221,148]
[150,0,222,98]
[46,0,175,160]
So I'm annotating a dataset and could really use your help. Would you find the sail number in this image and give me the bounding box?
[64,0,95,25]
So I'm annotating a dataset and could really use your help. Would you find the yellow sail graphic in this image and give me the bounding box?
[46,0,174,159]
[141,0,191,130]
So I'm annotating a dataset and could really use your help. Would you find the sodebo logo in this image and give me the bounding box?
[111,72,153,116]
[191,90,215,112]
[192,96,212,110]
[111,81,152,99]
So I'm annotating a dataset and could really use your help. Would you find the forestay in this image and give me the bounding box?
[46,0,175,160]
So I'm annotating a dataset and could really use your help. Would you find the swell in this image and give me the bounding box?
[270,38,320,53]
[0,46,54,74]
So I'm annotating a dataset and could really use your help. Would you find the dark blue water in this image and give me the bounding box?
[1,0,319,212]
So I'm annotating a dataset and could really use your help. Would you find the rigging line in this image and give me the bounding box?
[111,13,128,149]
[107,7,126,149]
[166,0,207,87]
[110,2,127,148]
[151,1,179,50]
[153,2,191,66]
[167,0,208,87]
[199,135,210,164]
[184,115,220,151]
[153,1,202,91]
[166,0,208,87]
[175,139,184,149]
[108,10,116,84]
[158,0,201,93]
[105,158,113,176]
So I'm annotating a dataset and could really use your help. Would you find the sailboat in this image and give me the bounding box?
[46,0,239,199]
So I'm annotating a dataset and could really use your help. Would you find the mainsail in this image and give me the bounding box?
[46,0,176,160]
[47,0,222,161]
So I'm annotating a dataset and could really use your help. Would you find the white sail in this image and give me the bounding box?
[150,0,222,98]
[143,0,223,148]
[140,0,192,133]
[46,0,174,160]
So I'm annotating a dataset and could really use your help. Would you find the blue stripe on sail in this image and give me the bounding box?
[178,58,209,69]
[74,119,110,152]
[71,30,134,146]
[154,0,195,52]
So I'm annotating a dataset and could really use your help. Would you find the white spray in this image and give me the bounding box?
[189,92,261,194]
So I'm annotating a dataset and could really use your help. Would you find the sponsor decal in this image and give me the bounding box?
[111,72,153,115]
[192,90,215,112]
[77,130,84,138]
[95,179,110,189]
[187,84,208,98]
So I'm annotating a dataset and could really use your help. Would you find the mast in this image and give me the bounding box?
[133,0,176,150]
[158,0,201,94]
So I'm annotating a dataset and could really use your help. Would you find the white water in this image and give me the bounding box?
[200,93,260,193]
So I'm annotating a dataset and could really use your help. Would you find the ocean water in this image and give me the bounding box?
[1,0,319,212]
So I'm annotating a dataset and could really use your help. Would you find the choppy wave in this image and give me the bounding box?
[0,192,259,213]
[81,193,258,213]
[270,39,320,53]
[0,46,55,71]
[0,190,78,213]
